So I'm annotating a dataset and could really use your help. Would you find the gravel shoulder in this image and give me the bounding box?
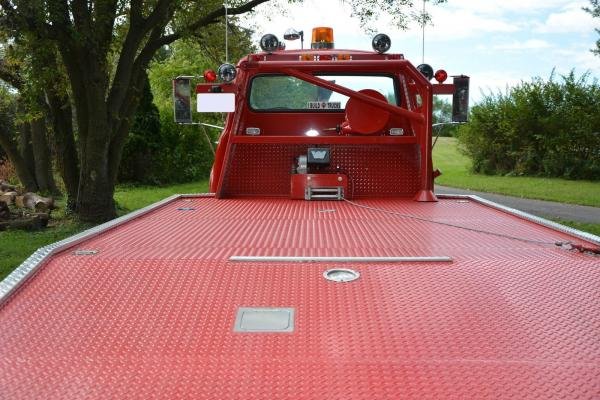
[435,185,600,224]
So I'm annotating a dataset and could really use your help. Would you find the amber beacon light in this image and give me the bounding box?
[311,27,334,49]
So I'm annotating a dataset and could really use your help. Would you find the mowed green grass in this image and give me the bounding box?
[549,220,600,237]
[0,180,209,280]
[114,180,209,212]
[433,137,600,207]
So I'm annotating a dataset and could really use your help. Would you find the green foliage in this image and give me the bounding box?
[145,37,253,184]
[154,115,215,183]
[585,0,600,55]
[345,0,447,32]
[118,74,162,184]
[249,75,319,109]
[432,96,457,137]
[457,72,600,180]
[0,85,17,163]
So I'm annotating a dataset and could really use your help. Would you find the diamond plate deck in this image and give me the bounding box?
[1,197,599,399]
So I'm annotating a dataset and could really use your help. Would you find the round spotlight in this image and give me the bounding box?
[218,63,236,82]
[260,33,280,52]
[434,69,448,84]
[372,33,391,54]
[203,69,217,83]
[417,64,434,81]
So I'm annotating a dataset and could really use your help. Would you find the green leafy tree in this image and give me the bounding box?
[432,96,458,137]
[146,31,253,184]
[347,0,447,32]
[118,72,161,184]
[0,40,63,195]
[585,0,600,55]
[457,72,600,180]
[0,0,272,222]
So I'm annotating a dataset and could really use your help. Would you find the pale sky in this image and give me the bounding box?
[245,0,600,103]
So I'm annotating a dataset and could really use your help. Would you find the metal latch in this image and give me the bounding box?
[305,186,344,200]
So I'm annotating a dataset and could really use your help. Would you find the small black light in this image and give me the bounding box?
[284,28,303,41]
[372,33,391,54]
[260,34,280,52]
[417,64,434,81]
[218,63,236,82]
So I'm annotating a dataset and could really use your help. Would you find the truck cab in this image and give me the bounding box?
[186,28,468,202]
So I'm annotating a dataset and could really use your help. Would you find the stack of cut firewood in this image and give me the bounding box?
[0,180,55,231]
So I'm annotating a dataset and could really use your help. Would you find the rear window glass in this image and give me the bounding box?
[249,75,397,111]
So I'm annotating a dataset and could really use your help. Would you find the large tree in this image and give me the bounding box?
[0,0,272,222]
[0,0,444,222]
[586,0,600,55]
[0,41,61,195]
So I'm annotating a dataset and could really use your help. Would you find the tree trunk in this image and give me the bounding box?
[77,90,117,222]
[78,149,116,222]
[30,116,59,194]
[0,120,38,192]
[49,97,79,210]
[0,200,9,220]
[43,49,80,211]
[17,118,36,184]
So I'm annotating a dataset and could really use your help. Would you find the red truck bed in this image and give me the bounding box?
[1,195,599,398]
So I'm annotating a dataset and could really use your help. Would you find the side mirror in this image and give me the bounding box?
[173,78,192,123]
[452,76,470,122]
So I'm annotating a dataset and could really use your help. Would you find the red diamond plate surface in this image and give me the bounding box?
[221,144,421,197]
[0,197,599,399]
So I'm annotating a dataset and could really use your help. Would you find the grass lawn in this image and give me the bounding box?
[114,180,208,212]
[433,137,600,208]
[0,215,89,281]
[549,220,600,237]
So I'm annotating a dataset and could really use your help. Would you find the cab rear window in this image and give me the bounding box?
[249,75,397,111]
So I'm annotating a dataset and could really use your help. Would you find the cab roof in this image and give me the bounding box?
[241,49,405,63]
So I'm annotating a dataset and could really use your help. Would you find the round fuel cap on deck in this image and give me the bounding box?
[323,268,360,283]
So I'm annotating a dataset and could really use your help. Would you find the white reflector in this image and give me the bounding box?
[197,93,235,112]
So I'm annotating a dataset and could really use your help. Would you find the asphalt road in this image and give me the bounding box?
[435,185,600,224]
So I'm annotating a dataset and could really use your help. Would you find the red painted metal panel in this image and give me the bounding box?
[432,83,455,95]
[0,197,599,398]
[219,144,421,198]
[239,112,414,139]
[230,135,417,145]
[195,83,238,93]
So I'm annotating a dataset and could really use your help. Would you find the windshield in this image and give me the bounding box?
[249,74,397,111]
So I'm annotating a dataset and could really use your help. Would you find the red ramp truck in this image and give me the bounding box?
[1,28,599,399]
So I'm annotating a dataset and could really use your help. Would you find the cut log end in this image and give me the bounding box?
[0,180,17,193]
[16,192,55,211]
